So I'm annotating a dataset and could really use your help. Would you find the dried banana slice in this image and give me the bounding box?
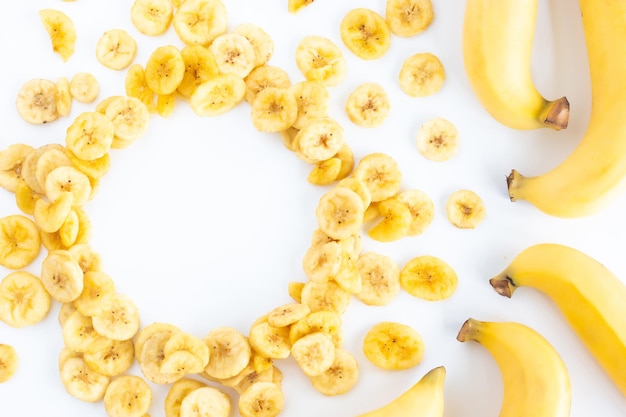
[62,310,112,354]
[60,356,110,402]
[340,8,391,60]
[126,65,156,112]
[44,165,92,206]
[250,87,298,132]
[33,192,74,233]
[399,255,458,300]
[180,386,232,417]
[139,330,184,384]
[232,363,276,394]
[287,281,305,303]
[291,332,335,376]
[367,197,412,242]
[39,9,76,61]
[65,150,111,180]
[69,72,100,104]
[302,240,343,282]
[289,310,343,348]
[345,82,390,128]
[295,35,347,86]
[55,204,78,245]
[164,331,210,371]
[446,189,486,229]
[416,117,459,162]
[267,303,310,328]
[336,177,372,208]
[65,111,115,161]
[362,321,424,370]
[134,323,181,360]
[190,73,246,116]
[0,144,34,193]
[290,81,329,129]
[73,270,116,317]
[0,344,18,383]
[248,320,291,359]
[288,0,316,14]
[164,378,207,417]
[178,45,220,99]
[102,96,151,145]
[55,76,72,117]
[83,339,134,377]
[385,0,434,37]
[309,348,359,395]
[173,0,228,47]
[91,293,140,341]
[300,280,351,314]
[0,215,41,269]
[395,189,434,235]
[334,144,355,181]
[156,93,176,117]
[0,271,51,328]
[203,326,251,379]
[15,78,59,124]
[15,180,39,215]
[315,186,365,240]
[294,117,345,163]
[103,375,152,417]
[307,157,342,186]
[399,52,445,97]
[210,33,257,78]
[96,29,138,70]
[330,253,362,294]
[352,152,402,202]
[131,0,173,36]
[232,23,274,67]
[40,249,84,303]
[238,381,284,417]
[35,146,72,191]
[145,45,186,95]
[244,65,291,104]
[356,252,401,306]
[69,243,103,274]
[58,303,78,328]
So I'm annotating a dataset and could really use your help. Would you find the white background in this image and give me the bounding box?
[1,0,625,416]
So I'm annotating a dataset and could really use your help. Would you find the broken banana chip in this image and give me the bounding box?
[39,9,76,62]
[0,344,18,383]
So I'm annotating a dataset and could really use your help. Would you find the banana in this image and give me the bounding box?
[164,378,207,417]
[355,252,401,306]
[130,0,173,36]
[83,339,134,377]
[233,23,274,68]
[96,29,138,70]
[58,209,79,247]
[362,321,424,371]
[345,82,391,128]
[39,9,76,62]
[352,153,402,202]
[398,52,445,97]
[356,366,445,417]
[40,249,84,303]
[0,344,18,383]
[44,165,92,206]
[145,45,186,95]
[59,356,110,402]
[456,318,571,417]
[69,72,100,104]
[33,192,74,233]
[0,271,51,328]
[302,240,343,282]
[489,243,626,396]
[0,144,34,193]
[462,0,569,130]
[399,255,458,301]
[307,157,343,186]
[294,117,345,163]
[126,65,157,112]
[156,93,176,117]
[248,319,291,359]
[178,45,219,99]
[62,310,112,354]
[445,189,486,229]
[290,80,329,129]
[35,146,72,190]
[415,117,458,162]
[315,186,364,241]
[289,310,344,348]
[73,270,116,317]
[340,8,391,60]
[507,0,626,217]
[101,96,151,144]
[65,111,115,161]
[91,293,140,341]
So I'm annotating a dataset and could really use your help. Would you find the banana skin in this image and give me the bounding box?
[490,243,626,396]
[462,0,569,130]
[457,318,571,417]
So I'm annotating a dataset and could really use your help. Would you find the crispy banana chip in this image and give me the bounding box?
[96,29,138,70]
[173,0,228,47]
[0,144,34,193]
[346,82,390,128]
[307,157,342,186]
[131,0,173,36]
[291,331,335,377]
[69,72,100,103]
[287,281,305,303]
[399,52,445,97]
[362,321,424,370]
[41,249,84,303]
[295,117,345,163]
[190,73,246,116]
[164,378,207,417]
[367,197,412,242]
[15,180,39,215]
[55,76,72,117]
[0,215,41,269]
[416,117,459,162]
[102,96,151,144]
[73,270,115,317]
[91,293,140,341]
[244,65,291,104]
[180,386,232,417]
[267,303,310,328]
[289,310,343,348]
[145,45,186,95]
[238,382,284,417]
[139,330,184,384]
[340,8,391,60]
[288,0,316,13]
[385,0,434,37]
[83,339,134,377]
[33,192,73,233]
[0,344,18,383]
[400,255,458,300]
[126,65,156,112]
[60,356,110,402]
[104,375,152,417]
[210,33,257,78]
[395,189,434,235]
[446,189,486,229]
[203,326,251,379]
[295,35,346,86]
[250,87,298,132]
[44,165,92,206]
[309,348,359,395]
[315,186,364,240]
[15,79,60,124]
[233,23,274,67]
[302,240,342,283]
[248,320,291,360]
[0,271,51,328]
[66,111,115,161]
[134,322,182,360]
[300,280,351,314]
[352,152,402,202]
[62,310,112,354]
[178,45,220,99]
[356,252,401,306]
[290,81,329,129]
[39,9,76,61]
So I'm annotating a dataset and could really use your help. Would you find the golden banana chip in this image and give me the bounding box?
[446,189,486,229]
[55,76,72,117]
[15,79,60,124]
[73,270,116,317]
[291,331,335,377]
[173,0,228,47]
[203,326,251,379]
[300,280,351,314]
[267,303,310,328]
[69,72,100,104]
[399,255,458,300]
[39,9,76,61]
[367,197,412,242]
[65,111,115,161]
[416,117,459,162]
[352,152,402,202]
[233,23,274,67]
[0,271,51,328]
[190,73,246,116]
[96,29,138,70]
[250,87,298,132]
[340,8,391,60]
[210,33,257,78]
[315,186,365,240]
[288,0,316,14]
[0,144,34,193]
[362,321,424,370]
[295,117,345,163]
[385,0,434,37]
[309,348,359,395]
[289,310,343,348]
[248,320,291,359]
[180,386,232,417]
[238,381,284,417]
[290,80,330,129]
[307,157,342,186]
[60,356,110,402]
[178,45,220,99]
[145,45,186,95]
[126,65,157,112]
[62,310,112,354]
[91,293,140,341]
[103,375,152,417]
[399,52,445,97]
[356,252,401,306]
[295,35,347,86]
[83,339,134,377]
[0,215,41,269]
[0,344,18,383]
[244,65,291,104]
[41,249,84,303]
[345,82,390,128]
[395,189,434,236]
[130,0,173,36]
[164,378,207,417]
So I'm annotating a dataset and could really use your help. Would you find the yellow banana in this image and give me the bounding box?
[489,243,626,396]
[457,318,571,417]
[462,0,569,130]
[507,0,626,217]
[356,366,445,417]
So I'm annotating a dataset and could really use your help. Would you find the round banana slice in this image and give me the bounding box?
[302,241,343,283]
[190,73,246,116]
[446,189,486,229]
[62,310,112,354]
[145,45,186,95]
[238,382,284,417]
[178,45,220,99]
[295,35,347,86]
[362,321,424,370]
[300,280,351,314]
[69,243,103,274]
[33,192,74,233]
[291,331,335,377]
[244,65,291,104]
[294,117,345,163]
[15,78,59,124]
[336,177,372,208]
[0,215,41,269]
[65,111,115,161]
[60,356,110,402]
[164,331,210,370]
[73,270,116,317]
[181,386,231,417]
[399,52,445,97]
[0,143,34,193]
[289,81,330,129]
[134,322,182,360]
[288,310,343,348]
[399,255,458,300]
[203,326,251,379]
[91,293,140,341]
[55,76,72,117]
[0,344,18,383]
[103,375,152,417]
[352,152,402,202]
[416,117,459,162]
[367,197,413,242]
[164,378,207,417]
[385,0,434,37]
[173,0,228,47]
[126,65,156,112]
[102,96,151,144]
[40,249,84,303]
[267,303,310,328]
[232,23,274,67]
[210,33,257,78]
[345,82,390,128]
[309,348,359,395]
[356,252,401,306]
[340,8,391,60]
[69,72,100,103]
[44,165,92,206]
[315,186,365,240]
[39,9,76,62]
[96,29,138,70]
[139,330,184,384]
[395,189,434,235]
[0,271,51,328]
[250,87,298,132]
[34,147,72,193]
[130,0,173,36]
[248,320,291,360]
[83,339,134,377]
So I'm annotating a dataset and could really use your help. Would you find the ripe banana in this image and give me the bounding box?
[489,243,626,396]
[507,0,626,217]
[355,366,445,417]
[462,0,569,130]
[457,318,571,417]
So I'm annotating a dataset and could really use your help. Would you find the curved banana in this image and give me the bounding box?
[507,0,626,217]
[462,0,569,130]
[457,318,571,417]
[489,243,626,396]
[356,366,445,417]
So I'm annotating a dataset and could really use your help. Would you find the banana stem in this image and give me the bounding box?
[456,318,478,342]
[489,275,516,298]
[540,96,570,130]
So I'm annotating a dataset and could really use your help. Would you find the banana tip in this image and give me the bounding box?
[543,96,570,131]
[489,276,513,298]
[456,318,473,342]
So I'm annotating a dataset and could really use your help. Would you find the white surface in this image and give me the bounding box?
[1,0,625,416]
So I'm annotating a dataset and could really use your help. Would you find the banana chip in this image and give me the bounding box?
[69,72,100,104]
[180,386,232,417]
[66,111,115,161]
[41,249,84,303]
[295,117,345,163]
[289,310,343,348]
[395,189,434,235]
[356,252,401,306]
[309,348,359,395]
[173,0,228,46]
[39,9,76,61]
[238,382,284,417]
[250,87,298,132]
[362,321,424,370]
[15,79,60,124]
[190,73,246,116]
[103,375,152,417]
[126,65,157,112]
[400,255,458,300]
[300,280,351,314]
[84,339,134,377]
[62,310,113,354]
[210,33,257,78]
[399,52,445,97]
[55,77,72,117]
[288,0,316,14]
[145,45,186,95]
[164,378,207,417]
[345,82,390,128]
[178,45,220,99]
[73,270,116,317]
[0,215,41,269]
[352,152,402,202]
[131,0,173,36]
[96,29,138,70]
[249,319,291,360]
[0,271,51,328]
[367,197,412,242]
[385,0,434,37]
[446,189,486,229]
[0,144,34,193]
[0,344,18,383]
[245,65,291,104]
[340,8,391,60]
[315,186,364,240]
[291,331,335,377]
[91,293,140,341]
[233,23,274,67]
[295,35,346,86]
[203,326,251,379]
[290,81,330,129]
[416,117,459,162]
[60,356,110,402]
